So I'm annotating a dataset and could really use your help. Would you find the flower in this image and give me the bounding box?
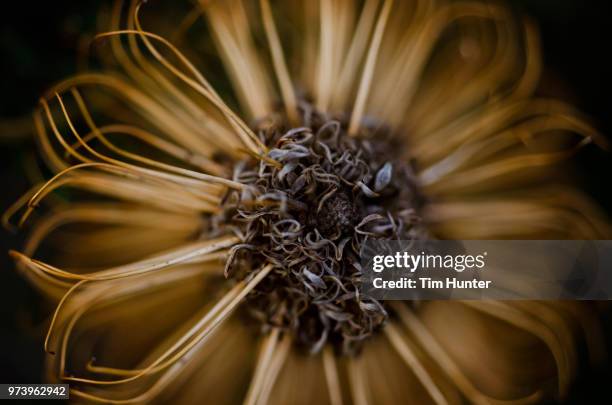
[5,0,610,403]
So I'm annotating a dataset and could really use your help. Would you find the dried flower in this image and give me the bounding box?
[5,0,611,403]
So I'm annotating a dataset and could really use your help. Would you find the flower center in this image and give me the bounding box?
[212,103,427,355]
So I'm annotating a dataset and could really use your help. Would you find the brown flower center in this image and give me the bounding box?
[211,102,427,354]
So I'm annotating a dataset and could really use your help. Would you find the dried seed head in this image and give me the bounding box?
[210,102,427,355]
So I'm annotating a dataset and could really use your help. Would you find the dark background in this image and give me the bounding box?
[1,1,611,403]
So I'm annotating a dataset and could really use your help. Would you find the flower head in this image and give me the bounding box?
[6,0,610,403]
